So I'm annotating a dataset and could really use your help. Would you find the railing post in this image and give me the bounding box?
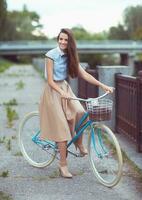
[115,73,122,133]
[137,71,142,152]
[120,53,128,65]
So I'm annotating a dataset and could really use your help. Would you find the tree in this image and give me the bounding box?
[108,24,129,40]
[70,26,104,68]
[7,4,47,40]
[71,26,108,40]
[108,5,142,40]
[133,27,142,40]
[0,0,7,40]
[72,26,94,40]
[124,5,142,39]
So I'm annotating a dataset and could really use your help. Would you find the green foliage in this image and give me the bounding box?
[0,0,7,19]
[11,135,17,140]
[0,0,7,40]
[108,24,129,40]
[0,191,12,200]
[0,3,47,41]
[3,98,18,106]
[0,136,13,151]
[136,53,142,61]
[72,26,108,40]
[108,5,142,40]
[6,139,11,151]
[79,53,102,68]
[0,136,6,143]
[7,5,47,40]
[124,5,142,39]
[48,170,60,179]
[0,191,13,200]
[101,54,120,65]
[93,31,108,40]
[0,58,13,73]
[0,170,9,177]
[6,106,19,127]
[71,26,108,67]
[16,55,32,64]
[72,26,94,40]
[1,3,142,42]
[132,27,142,40]
[16,80,25,90]
[14,151,23,156]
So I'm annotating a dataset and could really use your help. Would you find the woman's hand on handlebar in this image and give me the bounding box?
[60,91,71,99]
[100,84,114,93]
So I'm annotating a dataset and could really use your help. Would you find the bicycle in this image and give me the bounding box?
[18,92,123,188]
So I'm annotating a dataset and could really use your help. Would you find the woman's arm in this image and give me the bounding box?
[46,58,70,98]
[78,65,113,93]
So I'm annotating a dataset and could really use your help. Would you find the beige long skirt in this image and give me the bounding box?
[39,80,86,142]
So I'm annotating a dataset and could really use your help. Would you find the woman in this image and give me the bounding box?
[39,28,113,178]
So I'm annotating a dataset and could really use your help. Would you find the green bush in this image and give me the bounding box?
[0,58,13,73]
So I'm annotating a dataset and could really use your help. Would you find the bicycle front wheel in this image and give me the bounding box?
[18,111,57,168]
[88,123,123,187]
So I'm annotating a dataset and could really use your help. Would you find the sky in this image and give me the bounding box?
[7,0,142,38]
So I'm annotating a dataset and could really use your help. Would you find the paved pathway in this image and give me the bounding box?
[0,64,142,200]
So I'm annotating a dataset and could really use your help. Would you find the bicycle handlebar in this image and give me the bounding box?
[69,89,114,102]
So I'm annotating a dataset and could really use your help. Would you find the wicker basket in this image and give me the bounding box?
[86,99,113,121]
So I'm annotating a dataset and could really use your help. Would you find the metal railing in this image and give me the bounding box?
[115,72,142,152]
[78,69,98,99]
[0,40,142,55]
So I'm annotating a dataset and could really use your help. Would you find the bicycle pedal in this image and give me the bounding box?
[98,154,103,159]
[55,148,59,153]
[42,144,51,150]
[104,153,109,158]
[76,153,85,157]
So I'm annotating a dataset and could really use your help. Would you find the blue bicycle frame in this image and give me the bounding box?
[32,111,109,158]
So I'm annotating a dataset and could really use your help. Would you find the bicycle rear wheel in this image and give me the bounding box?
[88,123,123,187]
[18,111,57,168]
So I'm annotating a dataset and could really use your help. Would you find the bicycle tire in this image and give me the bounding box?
[88,123,123,187]
[18,111,57,168]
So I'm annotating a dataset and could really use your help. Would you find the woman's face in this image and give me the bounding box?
[58,32,68,51]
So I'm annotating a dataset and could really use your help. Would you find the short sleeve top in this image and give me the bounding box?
[44,47,68,81]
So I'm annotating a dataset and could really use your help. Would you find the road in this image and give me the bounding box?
[0,64,142,200]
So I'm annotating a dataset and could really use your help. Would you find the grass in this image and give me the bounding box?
[0,170,9,178]
[0,136,12,151]
[6,139,11,151]
[100,131,142,180]
[76,170,84,176]
[3,98,18,106]
[11,135,17,140]
[0,136,6,144]
[35,169,84,180]
[122,150,142,180]
[6,106,19,127]
[6,73,20,77]
[0,58,13,73]
[14,151,23,156]
[48,170,60,179]
[89,127,142,183]
[6,72,34,77]
[15,80,25,90]
[0,191,13,200]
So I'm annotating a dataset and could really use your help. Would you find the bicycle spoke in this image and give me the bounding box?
[88,124,123,187]
[19,111,56,168]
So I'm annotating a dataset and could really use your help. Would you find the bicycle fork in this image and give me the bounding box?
[91,124,109,158]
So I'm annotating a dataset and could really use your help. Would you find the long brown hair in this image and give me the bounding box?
[57,28,79,78]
